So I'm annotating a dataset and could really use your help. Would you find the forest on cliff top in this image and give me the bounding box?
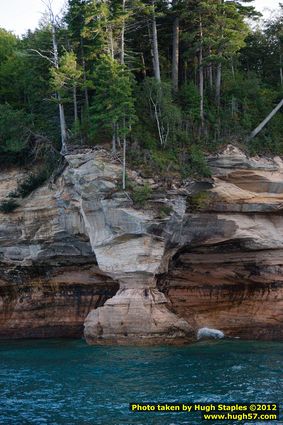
[0,0,282,181]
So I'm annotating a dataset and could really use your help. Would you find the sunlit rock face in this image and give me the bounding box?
[84,288,194,345]
[0,145,282,343]
[64,152,194,344]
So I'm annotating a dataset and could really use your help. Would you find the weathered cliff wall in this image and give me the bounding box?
[0,146,282,343]
[0,163,119,338]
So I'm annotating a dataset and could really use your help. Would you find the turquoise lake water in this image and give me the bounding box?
[0,339,282,425]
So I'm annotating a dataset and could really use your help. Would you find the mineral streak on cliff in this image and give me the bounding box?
[0,145,282,343]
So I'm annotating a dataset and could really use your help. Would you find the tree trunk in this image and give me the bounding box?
[112,122,116,154]
[58,96,68,154]
[51,20,68,155]
[231,59,235,80]
[248,99,283,141]
[215,61,222,107]
[80,39,89,110]
[151,0,161,81]
[208,47,213,90]
[172,16,179,93]
[121,0,126,65]
[199,16,204,130]
[184,60,187,85]
[147,21,155,76]
[141,52,147,77]
[109,25,115,60]
[116,123,121,148]
[215,0,224,108]
[122,138,126,189]
[73,84,78,123]
[122,123,127,190]
[280,51,283,86]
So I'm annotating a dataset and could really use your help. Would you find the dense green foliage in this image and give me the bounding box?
[0,1,282,178]
[0,104,33,163]
[131,183,153,206]
[0,199,19,214]
[15,170,50,198]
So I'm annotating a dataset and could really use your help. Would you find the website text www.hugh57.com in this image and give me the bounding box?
[203,412,278,421]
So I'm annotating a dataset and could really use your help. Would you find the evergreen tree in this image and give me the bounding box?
[90,55,136,144]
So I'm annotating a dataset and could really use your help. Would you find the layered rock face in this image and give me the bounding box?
[160,145,283,340]
[0,146,282,343]
[0,151,194,343]
[0,159,119,338]
[64,152,194,344]
[0,264,118,338]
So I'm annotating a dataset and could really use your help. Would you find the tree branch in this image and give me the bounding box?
[28,49,55,65]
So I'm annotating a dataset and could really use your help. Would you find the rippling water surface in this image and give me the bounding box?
[0,339,282,424]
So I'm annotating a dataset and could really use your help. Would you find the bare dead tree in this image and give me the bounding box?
[248,99,283,141]
[30,0,68,156]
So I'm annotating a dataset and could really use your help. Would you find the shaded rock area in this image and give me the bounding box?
[0,145,282,343]
[0,264,118,338]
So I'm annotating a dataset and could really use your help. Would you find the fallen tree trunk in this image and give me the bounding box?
[248,98,283,141]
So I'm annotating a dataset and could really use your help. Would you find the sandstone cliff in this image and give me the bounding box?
[0,145,282,343]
